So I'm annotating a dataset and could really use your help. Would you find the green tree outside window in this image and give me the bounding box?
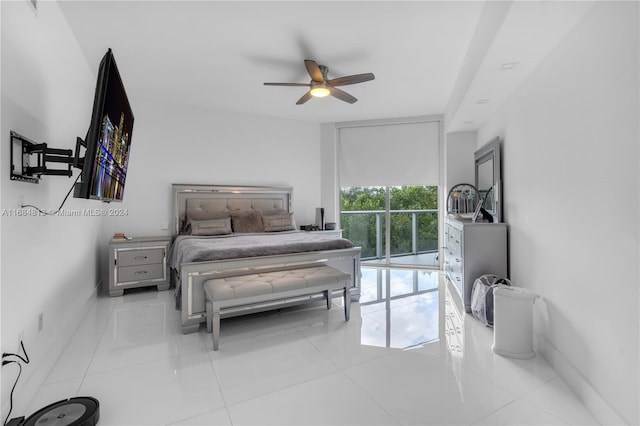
[340,186,438,259]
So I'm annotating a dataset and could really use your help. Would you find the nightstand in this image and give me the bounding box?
[108,236,171,297]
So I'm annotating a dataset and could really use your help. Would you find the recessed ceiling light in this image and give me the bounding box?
[500,62,519,70]
[477,99,490,104]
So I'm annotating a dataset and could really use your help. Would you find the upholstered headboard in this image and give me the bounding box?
[171,184,293,236]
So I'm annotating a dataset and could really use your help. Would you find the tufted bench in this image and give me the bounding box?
[203,265,351,350]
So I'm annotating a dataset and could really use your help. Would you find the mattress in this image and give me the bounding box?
[169,231,355,269]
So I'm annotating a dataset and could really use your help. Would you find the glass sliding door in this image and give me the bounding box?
[340,186,385,260]
[340,185,438,268]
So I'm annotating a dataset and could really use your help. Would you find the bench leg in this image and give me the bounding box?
[326,290,332,310]
[206,298,221,351]
[343,287,351,321]
[205,300,213,333]
[212,311,221,351]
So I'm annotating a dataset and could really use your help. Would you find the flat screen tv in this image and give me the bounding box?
[74,48,134,202]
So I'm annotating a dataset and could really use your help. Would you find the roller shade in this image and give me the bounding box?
[338,121,440,187]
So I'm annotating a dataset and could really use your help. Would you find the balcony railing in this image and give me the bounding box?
[340,209,438,260]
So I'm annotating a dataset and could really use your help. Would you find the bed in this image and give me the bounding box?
[170,184,362,334]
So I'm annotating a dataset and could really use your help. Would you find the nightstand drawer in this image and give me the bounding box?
[118,248,165,267]
[117,263,165,283]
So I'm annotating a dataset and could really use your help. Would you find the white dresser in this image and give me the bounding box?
[444,217,507,312]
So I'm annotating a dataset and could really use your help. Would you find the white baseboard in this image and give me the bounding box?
[538,336,627,425]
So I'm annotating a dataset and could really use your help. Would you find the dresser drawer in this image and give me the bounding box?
[117,263,165,283]
[117,248,165,267]
[447,228,462,254]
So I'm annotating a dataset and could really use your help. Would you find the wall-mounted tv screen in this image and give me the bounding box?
[74,48,134,202]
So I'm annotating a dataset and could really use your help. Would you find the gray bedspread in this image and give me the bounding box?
[170,231,355,269]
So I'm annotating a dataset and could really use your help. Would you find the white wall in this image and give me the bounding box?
[477,2,639,424]
[1,0,102,415]
[98,97,322,282]
[444,131,476,195]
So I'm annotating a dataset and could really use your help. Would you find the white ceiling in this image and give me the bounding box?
[57,1,595,130]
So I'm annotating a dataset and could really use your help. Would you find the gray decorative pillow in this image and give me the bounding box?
[184,209,230,234]
[230,210,264,233]
[190,218,232,236]
[263,213,296,232]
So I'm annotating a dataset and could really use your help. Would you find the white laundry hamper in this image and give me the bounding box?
[492,286,539,359]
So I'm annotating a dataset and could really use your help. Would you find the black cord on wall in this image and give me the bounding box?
[2,341,30,426]
[20,173,81,216]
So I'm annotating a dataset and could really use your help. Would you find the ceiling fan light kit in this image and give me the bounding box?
[310,84,330,98]
[264,59,374,105]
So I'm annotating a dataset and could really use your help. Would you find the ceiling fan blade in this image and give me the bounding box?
[329,87,357,104]
[304,60,324,83]
[328,73,375,87]
[296,91,313,105]
[264,82,310,87]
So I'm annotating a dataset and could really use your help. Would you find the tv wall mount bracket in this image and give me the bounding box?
[10,130,85,183]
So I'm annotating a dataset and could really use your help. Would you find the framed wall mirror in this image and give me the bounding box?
[474,137,502,223]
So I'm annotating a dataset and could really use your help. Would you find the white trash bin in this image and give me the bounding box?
[492,286,539,359]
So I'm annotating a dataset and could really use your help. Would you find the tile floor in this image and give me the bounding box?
[21,268,600,425]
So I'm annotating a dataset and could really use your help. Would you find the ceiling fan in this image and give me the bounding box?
[263,59,375,105]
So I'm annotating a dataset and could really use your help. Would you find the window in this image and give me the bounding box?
[337,120,441,267]
[340,186,438,266]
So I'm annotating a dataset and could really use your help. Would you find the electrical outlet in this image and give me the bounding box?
[161,222,169,230]
[38,313,43,332]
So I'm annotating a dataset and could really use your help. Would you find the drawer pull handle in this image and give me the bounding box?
[134,256,148,260]
[135,271,148,275]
